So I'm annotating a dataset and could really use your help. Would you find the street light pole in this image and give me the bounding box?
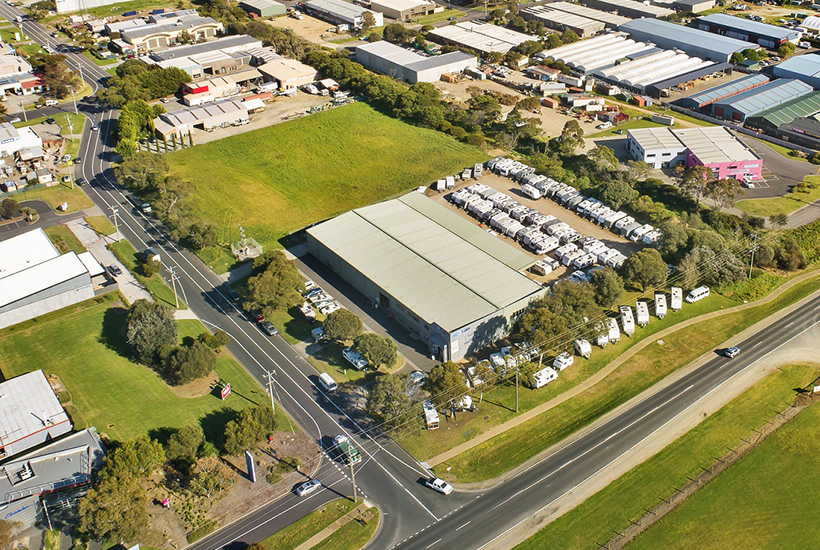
[264,368,276,414]
[111,207,120,241]
[168,266,179,309]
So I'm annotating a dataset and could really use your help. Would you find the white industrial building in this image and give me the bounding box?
[148,35,263,79]
[153,99,250,139]
[583,0,673,19]
[428,21,533,55]
[521,6,605,38]
[121,15,224,52]
[543,33,649,73]
[0,122,43,158]
[545,2,630,28]
[0,229,98,330]
[0,370,73,460]
[369,0,438,20]
[257,58,319,90]
[627,127,688,168]
[593,49,719,93]
[304,0,384,29]
[356,41,477,83]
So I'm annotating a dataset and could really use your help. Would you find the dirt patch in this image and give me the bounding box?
[265,14,361,50]
[169,370,220,398]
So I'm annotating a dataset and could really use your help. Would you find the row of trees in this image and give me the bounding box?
[29,52,81,99]
[323,308,399,369]
[99,59,192,108]
[114,99,165,157]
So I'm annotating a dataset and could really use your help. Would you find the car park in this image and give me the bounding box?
[724,346,741,358]
[106,264,122,277]
[259,321,278,336]
[424,477,453,495]
[295,479,322,497]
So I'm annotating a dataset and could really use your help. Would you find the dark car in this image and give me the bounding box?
[76,178,84,186]
[74,157,82,164]
[46,117,55,124]
[107,264,122,277]
[260,321,278,336]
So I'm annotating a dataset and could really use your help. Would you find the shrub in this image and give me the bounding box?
[186,520,217,543]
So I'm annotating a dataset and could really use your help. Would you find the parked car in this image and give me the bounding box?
[259,321,278,336]
[106,264,122,277]
[250,309,265,323]
[91,124,99,131]
[46,117,55,124]
[409,371,429,387]
[295,479,322,497]
[75,178,85,186]
[141,202,152,214]
[424,477,453,495]
[723,346,741,358]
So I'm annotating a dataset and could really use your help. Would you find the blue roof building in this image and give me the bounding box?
[697,13,801,50]
[619,19,758,63]
[773,53,820,89]
[712,78,813,121]
[679,73,770,109]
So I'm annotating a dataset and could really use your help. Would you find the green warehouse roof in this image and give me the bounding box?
[307,192,544,332]
[746,91,820,132]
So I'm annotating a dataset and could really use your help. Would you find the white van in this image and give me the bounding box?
[318,372,338,392]
[44,99,58,106]
[685,286,710,303]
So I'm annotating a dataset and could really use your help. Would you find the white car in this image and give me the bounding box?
[425,477,453,495]
[596,122,613,130]
[295,479,321,497]
[141,203,152,214]
[320,302,341,316]
[409,371,428,386]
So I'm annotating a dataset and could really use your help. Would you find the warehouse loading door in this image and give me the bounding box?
[379,293,390,309]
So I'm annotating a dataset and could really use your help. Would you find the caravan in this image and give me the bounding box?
[607,317,621,343]
[671,287,683,311]
[573,338,592,359]
[553,352,574,371]
[654,292,667,319]
[620,306,635,336]
[532,366,558,389]
[635,301,650,327]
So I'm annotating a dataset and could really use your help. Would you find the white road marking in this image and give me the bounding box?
[455,521,471,531]
[425,539,441,548]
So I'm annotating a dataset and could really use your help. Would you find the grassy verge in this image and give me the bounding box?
[15,112,86,132]
[82,50,119,66]
[196,244,244,275]
[736,175,820,217]
[47,0,181,18]
[433,273,820,482]
[44,224,85,254]
[310,507,379,550]
[0,297,266,442]
[748,135,809,163]
[258,499,359,550]
[85,215,116,236]
[398,293,735,461]
[17,181,95,213]
[514,362,820,550]
[414,8,465,24]
[166,102,487,249]
[108,239,187,309]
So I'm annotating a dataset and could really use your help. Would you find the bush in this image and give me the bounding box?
[186,520,218,543]
[198,330,230,350]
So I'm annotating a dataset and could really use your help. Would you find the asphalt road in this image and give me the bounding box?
[9,8,820,550]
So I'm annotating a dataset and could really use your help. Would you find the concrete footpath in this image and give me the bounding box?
[292,501,374,550]
[429,267,820,473]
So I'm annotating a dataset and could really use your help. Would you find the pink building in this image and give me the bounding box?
[677,126,763,182]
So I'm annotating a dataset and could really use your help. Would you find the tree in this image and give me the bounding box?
[513,304,569,352]
[770,213,789,228]
[30,53,80,99]
[354,333,398,368]
[361,11,377,30]
[546,280,602,330]
[425,361,467,408]
[104,435,166,479]
[599,178,638,210]
[778,41,796,58]
[167,424,205,461]
[623,248,668,291]
[323,309,363,342]
[367,374,418,430]
[115,151,169,191]
[245,250,305,316]
[508,15,527,32]
[586,145,619,173]
[546,33,562,49]
[742,48,759,62]
[382,22,414,44]
[560,29,579,43]
[731,51,745,64]
[680,246,745,287]
[707,177,743,210]
[79,472,148,544]
[589,267,624,308]
[679,165,711,205]
[676,250,701,290]
[625,160,651,183]
[557,119,584,155]
[166,341,216,385]
[658,218,690,260]
[223,404,276,455]
[189,456,234,498]
[0,198,19,219]
[0,520,21,550]
[198,329,230,349]
[125,299,177,365]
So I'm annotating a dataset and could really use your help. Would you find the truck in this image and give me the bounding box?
[620,305,635,336]
[670,287,683,311]
[333,434,362,465]
[635,301,650,327]
[654,292,667,319]
[573,338,592,359]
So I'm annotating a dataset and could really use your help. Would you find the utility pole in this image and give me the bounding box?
[264,368,276,414]
[515,367,519,413]
[168,266,179,308]
[19,95,26,122]
[350,458,357,503]
[111,207,120,241]
[748,233,758,280]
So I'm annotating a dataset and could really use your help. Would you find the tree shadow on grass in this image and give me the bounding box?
[99,306,131,358]
[148,426,176,447]
[200,407,241,451]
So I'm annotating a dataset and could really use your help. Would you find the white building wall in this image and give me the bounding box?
[0,284,94,330]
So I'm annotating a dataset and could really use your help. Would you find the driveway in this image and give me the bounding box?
[739,136,818,198]
[0,199,83,239]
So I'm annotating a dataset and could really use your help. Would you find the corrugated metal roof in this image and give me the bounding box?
[685,73,770,107]
[0,228,58,278]
[0,370,70,449]
[0,252,89,308]
[307,193,542,332]
[428,22,532,53]
[587,0,673,17]
[521,6,605,33]
[620,18,756,59]
[773,53,820,80]
[714,78,813,117]
[546,2,630,27]
[674,126,759,164]
[747,91,820,128]
[628,127,686,150]
[699,13,798,41]
[305,0,378,19]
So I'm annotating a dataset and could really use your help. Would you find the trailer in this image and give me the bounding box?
[670,287,683,311]
[461,168,472,180]
[521,184,541,200]
[635,301,650,327]
[434,179,445,192]
[571,253,596,270]
[608,317,620,343]
[629,224,654,242]
[532,366,559,389]
[654,292,667,319]
[620,305,635,336]
[561,249,584,267]
[553,352,574,371]
[573,338,592,359]
[423,401,439,430]
[596,331,609,348]
[445,175,455,189]
[530,260,554,276]
[473,163,483,179]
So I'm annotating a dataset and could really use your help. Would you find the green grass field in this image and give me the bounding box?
[0,296,272,442]
[108,239,187,309]
[431,272,820,482]
[415,8,465,25]
[514,362,820,550]
[310,507,379,550]
[166,103,487,249]
[258,499,360,550]
[44,224,85,254]
[17,181,95,213]
[85,215,116,236]
[737,175,820,217]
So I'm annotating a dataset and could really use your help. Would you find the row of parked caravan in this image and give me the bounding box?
[473,286,710,392]
[432,163,485,192]
[486,156,663,246]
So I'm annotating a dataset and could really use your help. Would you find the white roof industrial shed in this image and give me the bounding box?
[674,126,759,164]
[427,21,533,54]
[0,370,72,460]
[799,15,820,34]
[629,126,688,151]
[698,13,801,46]
[154,99,249,138]
[150,35,262,61]
[545,33,652,73]
[546,2,630,28]
[583,0,673,19]
[304,0,385,27]
[520,6,605,38]
[594,49,717,91]
[620,18,757,63]
[306,192,544,335]
[773,53,820,89]
[356,41,477,83]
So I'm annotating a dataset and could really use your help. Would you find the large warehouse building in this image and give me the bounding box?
[627,126,762,180]
[773,53,820,89]
[304,0,384,29]
[620,18,756,62]
[678,73,770,110]
[745,92,820,133]
[712,78,813,122]
[427,21,533,54]
[544,2,630,28]
[239,0,287,18]
[543,33,650,73]
[0,229,97,330]
[369,0,438,20]
[520,6,605,38]
[583,0,673,19]
[0,370,73,460]
[697,13,801,50]
[306,193,546,361]
[356,41,477,83]
[776,116,820,149]
[593,49,720,94]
